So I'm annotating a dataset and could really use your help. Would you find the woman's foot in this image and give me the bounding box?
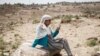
[68,54,73,56]
[53,53,62,56]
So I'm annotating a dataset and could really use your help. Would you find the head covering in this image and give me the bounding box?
[40,15,52,23]
[36,15,52,39]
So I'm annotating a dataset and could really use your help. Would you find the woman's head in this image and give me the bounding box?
[40,15,52,26]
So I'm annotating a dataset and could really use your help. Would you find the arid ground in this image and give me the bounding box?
[0,2,100,56]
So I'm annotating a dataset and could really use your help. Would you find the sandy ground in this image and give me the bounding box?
[0,5,100,56]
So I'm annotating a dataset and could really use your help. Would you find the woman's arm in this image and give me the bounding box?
[52,20,63,38]
[52,30,59,38]
[32,39,39,47]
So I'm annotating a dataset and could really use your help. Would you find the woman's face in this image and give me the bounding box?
[44,19,51,26]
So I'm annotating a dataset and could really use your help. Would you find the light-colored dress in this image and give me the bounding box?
[32,23,73,56]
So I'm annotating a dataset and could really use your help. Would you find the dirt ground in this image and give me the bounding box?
[0,2,100,56]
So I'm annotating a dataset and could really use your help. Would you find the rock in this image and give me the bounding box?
[92,51,100,56]
[11,40,61,56]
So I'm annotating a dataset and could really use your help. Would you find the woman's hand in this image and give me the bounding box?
[56,24,61,31]
[56,19,63,31]
[55,38,63,42]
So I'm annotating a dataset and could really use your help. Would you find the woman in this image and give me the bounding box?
[32,15,73,56]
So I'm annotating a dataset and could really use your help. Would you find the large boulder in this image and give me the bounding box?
[11,40,61,56]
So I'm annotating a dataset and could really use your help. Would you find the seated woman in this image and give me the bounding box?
[32,15,73,56]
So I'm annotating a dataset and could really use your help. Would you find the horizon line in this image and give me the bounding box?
[0,1,100,5]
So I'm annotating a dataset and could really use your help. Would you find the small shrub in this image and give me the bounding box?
[61,15,74,23]
[14,34,19,37]
[99,17,100,19]
[10,22,14,26]
[32,19,39,24]
[74,15,80,19]
[82,14,89,18]
[86,38,98,47]
[98,40,100,44]
[12,42,20,49]
[52,5,55,8]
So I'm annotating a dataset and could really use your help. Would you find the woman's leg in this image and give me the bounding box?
[60,39,73,56]
[48,38,73,56]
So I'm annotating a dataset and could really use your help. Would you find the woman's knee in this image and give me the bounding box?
[61,38,68,43]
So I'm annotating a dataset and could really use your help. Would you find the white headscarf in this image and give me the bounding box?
[36,15,52,39]
[40,15,52,23]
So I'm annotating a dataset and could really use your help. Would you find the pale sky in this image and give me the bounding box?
[0,0,100,4]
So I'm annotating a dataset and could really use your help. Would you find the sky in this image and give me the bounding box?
[0,0,100,4]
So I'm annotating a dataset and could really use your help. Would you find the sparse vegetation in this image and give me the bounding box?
[0,36,6,56]
[86,38,98,47]
[60,15,81,23]
[12,41,20,49]
[74,15,80,19]
[14,34,19,37]
[60,15,73,23]
[0,3,19,16]
[0,33,22,56]
[32,19,40,24]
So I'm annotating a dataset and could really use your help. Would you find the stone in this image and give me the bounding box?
[92,51,100,56]
[11,40,61,56]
